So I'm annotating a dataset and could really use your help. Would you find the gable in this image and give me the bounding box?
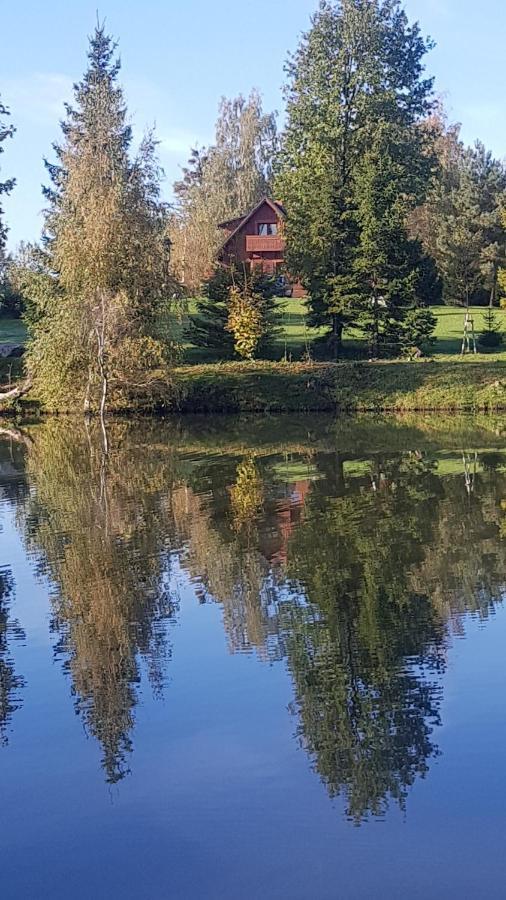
[218,197,286,254]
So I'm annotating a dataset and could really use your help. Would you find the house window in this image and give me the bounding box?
[257,223,278,236]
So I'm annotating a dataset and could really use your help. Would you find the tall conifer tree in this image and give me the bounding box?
[27,25,178,412]
[0,97,16,307]
[276,0,435,356]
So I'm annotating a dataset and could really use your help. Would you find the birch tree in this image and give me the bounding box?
[26,25,179,412]
[172,91,278,291]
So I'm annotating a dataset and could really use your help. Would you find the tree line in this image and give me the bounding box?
[2,1,506,404]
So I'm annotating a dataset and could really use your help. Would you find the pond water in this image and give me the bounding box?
[1,414,506,899]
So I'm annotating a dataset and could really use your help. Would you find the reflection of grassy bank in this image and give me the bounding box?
[6,412,506,464]
[175,360,506,413]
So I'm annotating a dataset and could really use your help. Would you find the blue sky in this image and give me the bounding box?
[2,0,506,248]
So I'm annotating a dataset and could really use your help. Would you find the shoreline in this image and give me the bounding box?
[5,358,506,414]
[174,359,506,414]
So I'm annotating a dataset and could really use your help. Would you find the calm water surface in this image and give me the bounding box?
[1,414,506,899]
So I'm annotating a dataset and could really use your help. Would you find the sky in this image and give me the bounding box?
[1,0,506,249]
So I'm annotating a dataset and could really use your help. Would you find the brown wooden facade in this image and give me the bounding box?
[217,197,305,297]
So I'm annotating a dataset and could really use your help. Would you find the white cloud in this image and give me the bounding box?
[2,72,73,125]
[159,129,206,155]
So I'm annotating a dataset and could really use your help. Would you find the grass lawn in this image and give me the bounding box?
[2,303,505,363]
[0,317,27,346]
[2,304,504,361]
[431,306,506,359]
[179,299,506,364]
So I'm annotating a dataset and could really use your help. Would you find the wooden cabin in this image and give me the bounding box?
[217,197,305,297]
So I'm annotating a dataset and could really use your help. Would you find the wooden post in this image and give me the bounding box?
[461,312,477,355]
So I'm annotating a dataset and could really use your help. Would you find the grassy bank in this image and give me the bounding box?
[175,359,506,413]
[180,302,506,363]
[6,311,506,414]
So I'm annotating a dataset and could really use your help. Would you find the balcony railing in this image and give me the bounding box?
[245,235,285,253]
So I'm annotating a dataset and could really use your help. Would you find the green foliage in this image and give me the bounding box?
[0,96,15,258]
[226,286,266,359]
[424,140,506,307]
[417,254,443,307]
[0,261,23,317]
[478,307,503,349]
[352,121,429,356]
[189,265,281,358]
[25,25,180,411]
[276,0,435,356]
[401,307,437,354]
[16,420,178,781]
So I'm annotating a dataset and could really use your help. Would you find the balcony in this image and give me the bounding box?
[246,235,285,254]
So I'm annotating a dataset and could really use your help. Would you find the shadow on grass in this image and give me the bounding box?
[176,357,506,413]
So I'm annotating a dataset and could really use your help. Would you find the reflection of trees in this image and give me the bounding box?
[285,603,443,823]
[412,469,506,624]
[0,436,27,745]
[7,418,506,817]
[18,421,178,782]
[0,567,24,745]
[0,428,30,505]
[282,453,506,821]
[170,484,285,660]
[281,455,446,821]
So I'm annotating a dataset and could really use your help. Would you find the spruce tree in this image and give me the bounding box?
[27,25,178,412]
[353,122,425,355]
[188,265,281,359]
[478,307,503,350]
[276,0,434,357]
[0,97,16,310]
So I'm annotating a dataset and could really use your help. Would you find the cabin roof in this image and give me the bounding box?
[218,197,286,254]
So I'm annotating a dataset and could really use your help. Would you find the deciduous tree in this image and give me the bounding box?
[26,25,180,412]
[172,91,278,291]
[0,96,15,311]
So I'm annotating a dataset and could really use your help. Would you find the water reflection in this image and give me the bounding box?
[3,415,506,819]
[0,435,27,744]
[18,421,178,782]
[0,566,24,745]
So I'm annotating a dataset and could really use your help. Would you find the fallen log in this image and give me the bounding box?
[0,424,34,446]
[0,376,33,407]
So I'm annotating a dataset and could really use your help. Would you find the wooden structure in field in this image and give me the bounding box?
[217,197,305,297]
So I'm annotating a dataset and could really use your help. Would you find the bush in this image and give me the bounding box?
[478,308,503,350]
[188,264,281,358]
[478,330,503,349]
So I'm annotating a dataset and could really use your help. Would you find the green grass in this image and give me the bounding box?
[431,306,506,359]
[179,300,506,364]
[173,358,506,413]
[0,318,27,389]
[0,317,27,346]
[5,304,506,413]
[3,303,505,362]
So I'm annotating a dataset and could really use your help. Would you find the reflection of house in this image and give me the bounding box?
[217,197,305,297]
[266,480,312,567]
